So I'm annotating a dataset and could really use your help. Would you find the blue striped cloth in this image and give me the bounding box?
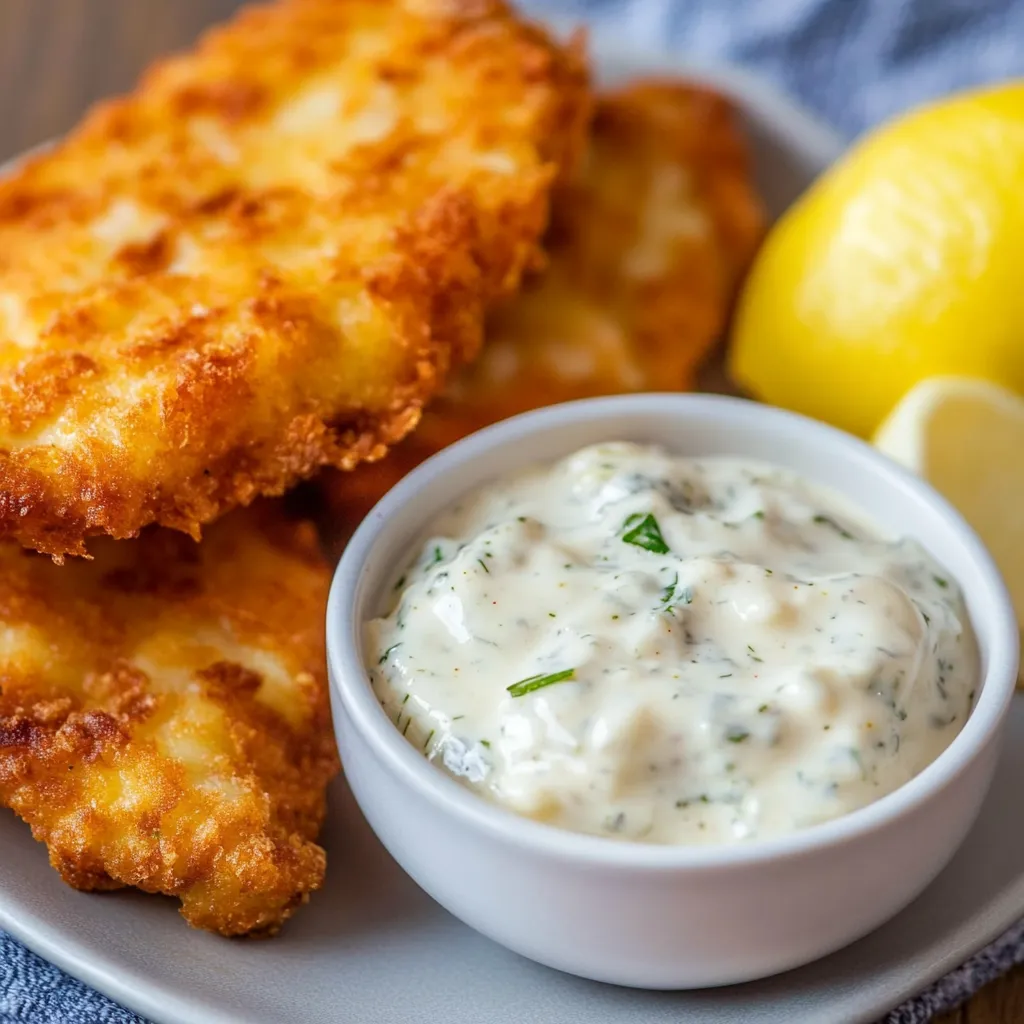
[3,1,1024,1021]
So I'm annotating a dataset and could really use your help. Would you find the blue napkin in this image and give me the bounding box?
[529,0,1023,139]
[4,1,1024,1021]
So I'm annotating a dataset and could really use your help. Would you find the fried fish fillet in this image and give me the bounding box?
[0,503,338,935]
[323,80,766,527]
[0,0,589,558]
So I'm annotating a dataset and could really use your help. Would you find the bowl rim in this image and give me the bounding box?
[327,393,1020,871]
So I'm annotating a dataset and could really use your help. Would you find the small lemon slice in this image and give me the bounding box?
[873,376,1024,666]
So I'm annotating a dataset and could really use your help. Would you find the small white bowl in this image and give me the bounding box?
[326,394,1019,989]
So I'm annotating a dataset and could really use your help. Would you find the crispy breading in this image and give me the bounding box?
[0,503,338,935]
[0,0,590,558]
[323,80,766,528]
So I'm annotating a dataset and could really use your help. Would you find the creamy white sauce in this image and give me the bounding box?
[365,443,978,845]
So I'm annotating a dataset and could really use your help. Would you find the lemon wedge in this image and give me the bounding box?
[731,82,1024,437]
[874,376,1024,657]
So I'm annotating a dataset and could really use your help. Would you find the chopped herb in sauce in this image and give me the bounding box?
[379,643,402,665]
[507,668,576,698]
[812,513,854,539]
[621,512,670,554]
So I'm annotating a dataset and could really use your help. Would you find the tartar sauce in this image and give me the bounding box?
[366,443,978,845]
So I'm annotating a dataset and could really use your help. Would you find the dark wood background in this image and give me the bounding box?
[0,2,1020,1021]
[0,0,245,161]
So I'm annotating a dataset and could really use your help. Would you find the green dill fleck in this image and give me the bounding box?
[933,575,949,589]
[726,726,750,743]
[812,514,854,540]
[401,718,412,737]
[605,811,627,833]
[480,739,491,748]
[517,516,526,523]
[477,559,490,574]
[548,612,557,618]
[660,576,694,612]
[765,568,773,576]
[719,673,733,679]
[451,714,464,721]
[922,611,931,625]
[699,794,709,804]
[752,510,765,520]
[758,703,769,713]
[620,512,670,554]
[431,546,444,564]
[747,644,763,663]
[401,693,411,706]
[423,730,435,751]
[379,642,402,665]
[507,668,576,698]
[393,574,407,591]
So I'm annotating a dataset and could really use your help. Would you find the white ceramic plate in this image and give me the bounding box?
[3,35,1023,1024]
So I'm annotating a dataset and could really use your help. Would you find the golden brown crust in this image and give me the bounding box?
[0,0,590,557]
[322,79,766,529]
[0,502,339,935]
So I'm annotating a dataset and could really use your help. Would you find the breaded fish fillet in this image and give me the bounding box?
[0,503,338,935]
[0,0,589,558]
[323,80,766,527]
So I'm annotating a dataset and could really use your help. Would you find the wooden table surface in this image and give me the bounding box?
[0,1,1021,1021]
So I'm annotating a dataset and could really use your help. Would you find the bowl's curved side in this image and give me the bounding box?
[330,679,1005,988]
